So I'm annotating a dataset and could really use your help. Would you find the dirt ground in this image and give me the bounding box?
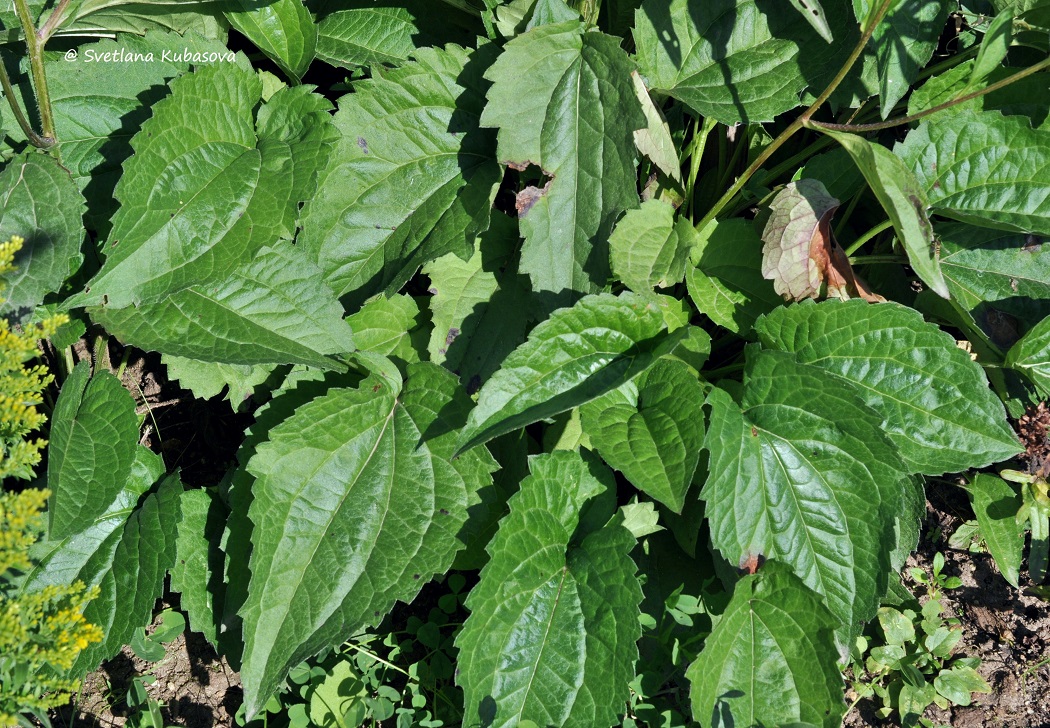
[52,612,242,728]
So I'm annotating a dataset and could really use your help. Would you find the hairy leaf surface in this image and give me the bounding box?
[703,349,904,633]
[456,451,640,728]
[757,300,1022,474]
[687,563,845,728]
[456,293,682,453]
[239,367,471,716]
[481,21,644,305]
[299,43,500,302]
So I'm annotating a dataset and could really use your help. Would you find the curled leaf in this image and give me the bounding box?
[761,179,883,302]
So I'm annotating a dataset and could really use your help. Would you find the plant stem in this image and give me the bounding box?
[847,253,903,265]
[0,60,49,148]
[695,0,898,231]
[844,220,893,256]
[37,0,71,42]
[13,0,56,145]
[684,116,716,219]
[753,134,834,188]
[808,54,1050,133]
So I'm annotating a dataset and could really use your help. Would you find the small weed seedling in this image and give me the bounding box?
[849,554,990,727]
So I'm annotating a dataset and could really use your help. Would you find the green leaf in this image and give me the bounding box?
[171,488,227,646]
[0,152,84,323]
[969,11,1014,88]
[224,0,316,81]
[966,474,1024,587]
[631,71,681,181]
[456,292,682,454]
[1007,314,1050,395]
[9,32,244,236]
[423,215,530,388]
[401,362,499,568]
[68,69,335,310]
[633,0,854,124]
[62,64,351,367]
[162,355,276,409]
[686,219,781,335]
[456,451,641,728]
[870,0,951,116]
[91,245,354,368]
[756,300,1022,474]
[703,349,906,633]
[313,0,478,68]
[938,223,1050,312]
[908,61,1049,128]
[934,665,992,706]
[797,148,866,202]
[345,294,422,361]
[481,21,644,305]
[898,110,1050,235]
[610,200,696,292]
[300,43,500,303]
[72,474,182,675]
[59,0,226,37]
[47,363,139,542]
[581,359,705,512]
[687,562,845,728]
[28,470,182,676]
[788,0,834,41]
[820,128,950,298]
[239,366,470,717]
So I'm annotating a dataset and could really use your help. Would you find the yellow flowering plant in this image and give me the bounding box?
[0,235,100,727]
[0,489,103,727]
[0,235,67,481]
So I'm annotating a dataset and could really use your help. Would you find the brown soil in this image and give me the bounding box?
[53,607,242,728]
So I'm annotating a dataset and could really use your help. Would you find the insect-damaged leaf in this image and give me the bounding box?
[761,179,883,302]
[481,21,644,308]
